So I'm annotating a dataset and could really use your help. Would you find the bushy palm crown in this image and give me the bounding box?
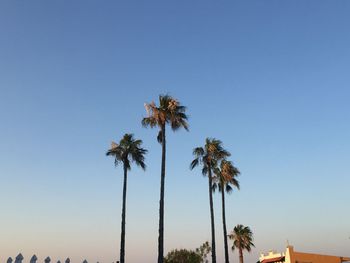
[213,160,240,193]
[228,224,255,252]
[141,95,189,141]
[106,133,147,170]
[190,138,231,173]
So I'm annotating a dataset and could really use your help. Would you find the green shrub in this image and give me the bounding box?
[164,249,202,263]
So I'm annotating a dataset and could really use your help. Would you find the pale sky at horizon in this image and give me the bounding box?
[1,1,350,262]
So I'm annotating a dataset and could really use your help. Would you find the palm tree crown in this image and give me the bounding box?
[229,224,255,253]
[190,138,231,172]
[106,133,147,171]
[142,94,189,137]
[213,160,240,193]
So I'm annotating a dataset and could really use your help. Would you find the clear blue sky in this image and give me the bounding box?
[1,1,349,262]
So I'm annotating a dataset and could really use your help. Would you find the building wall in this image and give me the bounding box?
[286,246,346,263]
[259,245,350,263]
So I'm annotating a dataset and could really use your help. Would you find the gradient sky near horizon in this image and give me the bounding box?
[1,1,350,262]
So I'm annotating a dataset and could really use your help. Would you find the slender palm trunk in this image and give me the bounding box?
[120,163,128,263]
[208,165,216,263]
[239,247,244,263]
[221,184,229,263]
[158,125,166,263]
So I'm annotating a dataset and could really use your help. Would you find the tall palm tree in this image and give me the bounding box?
[190,138,231,263]
[106,134,147,263]
[142,95,189,263]
[213,160,240,263]
[228,224,254,263]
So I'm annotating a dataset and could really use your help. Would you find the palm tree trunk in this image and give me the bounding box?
[158,125,166,263]
[221,185,229,263]
[120,162,128,263]
[239,247,244,263]
[208,165,216,263]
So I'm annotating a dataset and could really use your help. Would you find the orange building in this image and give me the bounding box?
[258,246,350,263]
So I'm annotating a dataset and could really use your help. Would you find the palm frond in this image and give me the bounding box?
[192,147,204,157]
[225,184,233,194]
[230,177,240,190]
[201,166,208,176]
[141,116,158,128]
[190,158,199,170]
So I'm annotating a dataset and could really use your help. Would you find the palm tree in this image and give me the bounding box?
[213,160,240,263]
[142,95,189,263]
[106,134,147,263]
[190,138,231,263]
[228,224,254,263]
